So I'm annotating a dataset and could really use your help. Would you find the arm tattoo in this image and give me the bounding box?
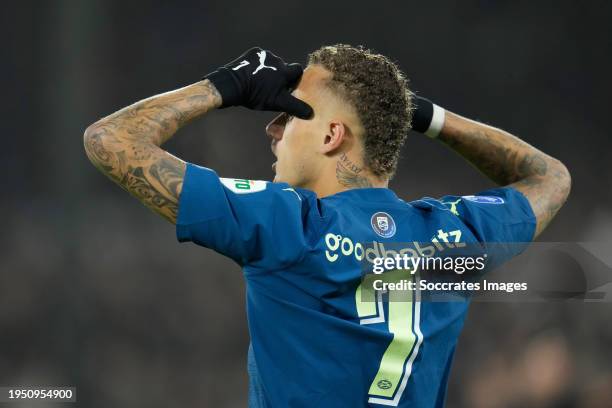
[512,163,570,237]
[336,153,373,188]
[83,80,222,223]
[438,112,571,238]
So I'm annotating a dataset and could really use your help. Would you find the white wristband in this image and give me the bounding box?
[424,104,445,139]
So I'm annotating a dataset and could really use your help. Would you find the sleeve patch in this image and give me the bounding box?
[462,195,505,204]
[220,178,268,194]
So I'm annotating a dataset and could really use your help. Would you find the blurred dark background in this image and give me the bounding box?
[2,0,611,407]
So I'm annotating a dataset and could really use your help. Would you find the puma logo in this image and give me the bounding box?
[443,198,462,216]
[252,51,277,75]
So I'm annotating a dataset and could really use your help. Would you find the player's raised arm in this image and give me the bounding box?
[83,47,312,224]
[83,80,221,223]
[411,96,571,238]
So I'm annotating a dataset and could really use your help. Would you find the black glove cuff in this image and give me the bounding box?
[204,68,242,108]
[411,96,434,133]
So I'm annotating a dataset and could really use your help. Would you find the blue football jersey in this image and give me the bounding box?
[176,163,536,408]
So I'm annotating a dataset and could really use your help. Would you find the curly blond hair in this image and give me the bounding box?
[308,44,413,178]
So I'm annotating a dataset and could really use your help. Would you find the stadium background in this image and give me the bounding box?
[2,1,611,406]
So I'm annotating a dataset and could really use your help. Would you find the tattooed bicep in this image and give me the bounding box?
[121,152,186,223]
[84,125,186,223]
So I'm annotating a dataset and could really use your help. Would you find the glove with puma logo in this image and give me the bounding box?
[205,47,313,119]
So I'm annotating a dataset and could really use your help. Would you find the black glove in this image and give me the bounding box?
[411,95,445,138]
[205,47,313,119]
[411,96,434,133]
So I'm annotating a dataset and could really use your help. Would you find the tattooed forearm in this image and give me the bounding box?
[336,153,373,188]
[438,111,571,238]
[83,80,222,223]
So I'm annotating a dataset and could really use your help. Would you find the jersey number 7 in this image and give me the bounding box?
[355,269,423,406]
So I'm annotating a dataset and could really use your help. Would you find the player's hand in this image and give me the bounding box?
[205,47,313,119]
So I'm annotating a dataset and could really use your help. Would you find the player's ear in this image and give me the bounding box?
[266,113,287,142]
[321,120,347,154]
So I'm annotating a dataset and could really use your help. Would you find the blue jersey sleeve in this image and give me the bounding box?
[439,186,536,266]
[176,163,315,267]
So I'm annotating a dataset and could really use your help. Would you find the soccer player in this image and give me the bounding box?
[84,45,571,407]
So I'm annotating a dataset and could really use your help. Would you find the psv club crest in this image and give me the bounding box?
[371,212,396,238]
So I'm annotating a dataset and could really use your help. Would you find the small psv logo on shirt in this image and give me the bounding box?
[220,178,267,194]
[371,212,396,238]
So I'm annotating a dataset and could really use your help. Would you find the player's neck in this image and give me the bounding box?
[308,170,389,198]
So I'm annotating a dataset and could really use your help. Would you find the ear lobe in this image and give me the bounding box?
[321,122,346,154]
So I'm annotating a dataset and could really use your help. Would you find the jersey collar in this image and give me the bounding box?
[324,187,400,202]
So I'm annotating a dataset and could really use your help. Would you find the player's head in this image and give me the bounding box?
[266,44,413,192]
